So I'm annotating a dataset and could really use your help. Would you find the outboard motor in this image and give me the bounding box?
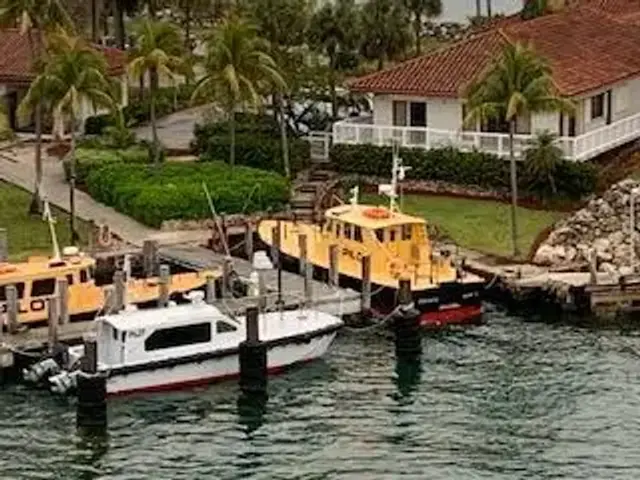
[23,358,61,384]
[49,370,81,395]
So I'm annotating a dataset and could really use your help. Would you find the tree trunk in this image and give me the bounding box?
[28,29,43,215]
[276,93,290,178]
[150,67,160,166]
[329,66,338,121]
[230,107,236,166]
[414,14,421,56]
[185,0,192,52]
[91,0,100,43]
[476,0,482,19]
[69,114,78,245]
[487,0,492,18]
[509,119,519,258]
[113,0,126,49]
[139,74,145,101]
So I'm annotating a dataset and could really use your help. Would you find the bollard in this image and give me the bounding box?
[158,264,170,307]
[113,270,125,312]
[222,257,232,298]
[142,239,159,277]
[0,227,7,262]
[361,255,372,313]
[47,297,59,354]
[298,234,308,275]
[5,284,19,334]
[57,278,69,325]
[239,307,267,396]
[205,274,217,305]
[304,260,313,307]
[328,244,339,287]
[393,279,422,359]
[245,222,254,260]
[76,334,107,432]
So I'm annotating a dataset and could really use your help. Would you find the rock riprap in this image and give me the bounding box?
[534,179,640,272]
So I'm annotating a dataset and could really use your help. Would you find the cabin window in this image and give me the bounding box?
[324,220,332,234]
[31,278,56,297]
[354,226,362,242]
[344,223,353,240]
[0,284,24,301]
[389,228,396,242]
[80,269,88,283]
[66,274,74,285]
[402,225,412,241]
[375,229,384,242]
[145,322,212,351]
[335,222,342,238]
[216,320,237,333]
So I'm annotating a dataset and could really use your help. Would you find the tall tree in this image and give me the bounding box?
[308,0,360,120]
[487,0,492,18]
[192,16,286,166]
[0,0,72,213]
[404,0,441,56]
[128,18,186,165]
[464,42,572,258]
[360,0,411,69]
[20,29,115,243]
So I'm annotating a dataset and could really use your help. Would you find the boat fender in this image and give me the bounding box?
[23,358,61,384]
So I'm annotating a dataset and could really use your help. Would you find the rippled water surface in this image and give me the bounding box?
[2,305,640,479]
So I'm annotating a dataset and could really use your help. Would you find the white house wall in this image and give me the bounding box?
[372,94,462,131]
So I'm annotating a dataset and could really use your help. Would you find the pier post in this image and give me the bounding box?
[239,307,267,396]
[304,260,313,307]
[245,222,254,259]
[0,227,7,262]
[328,244,339,288]
[77,334,107,432]
[298,234,308,275]
[206,274,217,305]
[158,264,170,307]
[113,270,125,312]
[361,255,372,313]
[142,239,159,277]
[222,257,232,298]
[57,278,69,325]
[272,223,283,307]
[5,284,19,334]
[47,297,59,353]
[589,248,598,285]
[393,279,421,359]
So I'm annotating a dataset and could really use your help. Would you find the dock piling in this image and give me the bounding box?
[47,297,59,353]
[272,223,283,306]
[298,234,308,275]
[77,334,107,432]
[304,260,313,307]
[245,222,254,259]
[57,278,69,325]
[329,244,339,288]
[5,284,19,334]
[0,227,7,262]
[361,255,372,313]
[205,274,217,305]
[142,240,159,277]
[393,279,422,359]
[113,270,125,312]
[589,248,598,285]
[158,264,170,307]
[222,257,232,298]
[239,307,267,396]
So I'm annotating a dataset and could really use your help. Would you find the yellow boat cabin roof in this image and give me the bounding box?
[325,204,426,229]
[0,254,96,284]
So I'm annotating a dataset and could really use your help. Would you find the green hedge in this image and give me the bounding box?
[85,162,290,227]
[70,146,150,185]
[330,144,597,200]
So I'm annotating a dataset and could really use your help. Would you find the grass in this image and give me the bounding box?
[0,181,90,261]
[363,193,566,258]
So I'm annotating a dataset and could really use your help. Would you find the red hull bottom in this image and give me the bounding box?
[420,304,483,328]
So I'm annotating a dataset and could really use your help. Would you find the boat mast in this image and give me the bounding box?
[42,200,61,260]
[379,141,410,212]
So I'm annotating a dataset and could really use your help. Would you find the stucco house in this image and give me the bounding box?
[336,0,640,161]
[0,29,128,134]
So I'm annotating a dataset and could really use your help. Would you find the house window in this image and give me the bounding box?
[145,322,212,351]
[392,101,407,126]
[591,93,605,120]
[409,102,427,127]
[31,278,56,297]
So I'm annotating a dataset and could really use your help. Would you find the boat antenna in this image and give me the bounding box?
[378,141,410,212]
[202,182,231,258]
[42,199,61,260]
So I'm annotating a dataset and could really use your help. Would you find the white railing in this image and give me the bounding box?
[333,112,640,162]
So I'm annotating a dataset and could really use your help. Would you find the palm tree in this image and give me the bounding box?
[0,0,71,213]
[523,130,563,199]
[464,42,573,257]
[20,29,115,244]
[192,16,286,166]
[404,0,442,56]
[128,18,186,165]
[361,0,411,69]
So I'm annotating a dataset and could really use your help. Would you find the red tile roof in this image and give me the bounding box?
[348,0,640,98]
[0,29,126,86]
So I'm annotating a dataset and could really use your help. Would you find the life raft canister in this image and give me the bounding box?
[363,207,390,219]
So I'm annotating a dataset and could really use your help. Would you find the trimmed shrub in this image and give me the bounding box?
[70,146,150,185]
[85,162,289,227]
[330,144,597,200]
[84,113,114,135]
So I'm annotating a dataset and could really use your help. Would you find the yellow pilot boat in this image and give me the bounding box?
[258,150,484,327]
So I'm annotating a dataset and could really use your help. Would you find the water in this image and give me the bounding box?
[2,304,640,479]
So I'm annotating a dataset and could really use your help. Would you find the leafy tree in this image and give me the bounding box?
[20,29,115,243]
[0,0,71,213]
[192,17,286,166]
[308,0,360,119]
[128,18,187,165]
[404,0,441,56]
[523,130,564,199]
[464,42,573,257]
[360,0,411,69]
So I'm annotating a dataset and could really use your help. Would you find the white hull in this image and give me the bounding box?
[106,331,337,395]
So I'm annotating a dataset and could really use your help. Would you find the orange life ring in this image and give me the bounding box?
[363,207,390,219]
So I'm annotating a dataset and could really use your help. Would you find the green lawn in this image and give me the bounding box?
[363,193,566,258]
[0,181,90,261]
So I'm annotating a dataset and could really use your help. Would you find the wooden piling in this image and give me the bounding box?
[0,227,7,262]
[47,297,59,353]
[206,274,217,305]
[142,239,159,277]
[361,255,372,312]
[5,284,19,334]
[298,234,308,275]
[57,278,69,325]
[222,257,232,298]
[304,260,313,307]
[158,264,170,307]
[81,334,98,374]
[589,248,598,285]
[273,222,283,305]
[113,270,125,312]
[271,224,280,267]
[329,244,339,287]
[77,333,107,431]
[245,222,254,259]
[239,306,267,395]
[398,279,412,306]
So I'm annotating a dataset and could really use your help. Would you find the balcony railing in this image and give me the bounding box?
[333,111,640,162]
